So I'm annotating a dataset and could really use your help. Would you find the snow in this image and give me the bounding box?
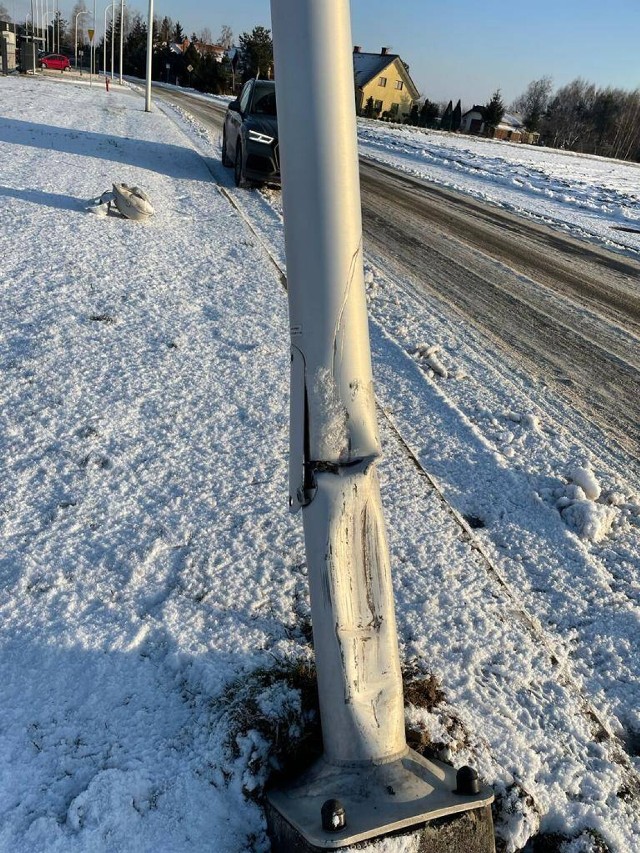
[1,74,639,853]
[570,466,602,501]
[356,119,640,258]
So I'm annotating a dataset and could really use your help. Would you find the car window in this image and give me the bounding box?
[251,87,277,117]
[239,82,252,114]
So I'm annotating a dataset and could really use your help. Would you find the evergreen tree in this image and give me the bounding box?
[441,100,453,131]
[51,11,68,50]
[452,99,462,131]
[172,21,184,43]
[197,53,225,94]
[419,99,439,128]
[364,96,375,118]
[407,104,420,126]
[157,16,172,44]
[124,14,147,77]
[238,25,273,81]
[484,89,505,130]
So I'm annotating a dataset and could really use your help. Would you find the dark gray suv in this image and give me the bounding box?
[222,79,280,187]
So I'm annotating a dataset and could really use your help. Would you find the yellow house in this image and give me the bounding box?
[353,46,420,120]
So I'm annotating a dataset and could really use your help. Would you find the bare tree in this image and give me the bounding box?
[70,1,89,49]
[219,24,233,49]
[199,26,212,45]
[511,77,553,132]
[0,3,13,22]
[544,78,596,150]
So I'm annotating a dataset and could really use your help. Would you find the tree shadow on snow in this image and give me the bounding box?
[0,184,89,212]
[0,118,210,182]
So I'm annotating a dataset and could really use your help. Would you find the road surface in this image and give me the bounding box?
[152,86,640,466]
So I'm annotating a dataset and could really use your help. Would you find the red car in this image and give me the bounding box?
[39,54,70,71]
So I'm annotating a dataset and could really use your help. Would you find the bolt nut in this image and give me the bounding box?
[321,798,346,832]
[454,765,480,795]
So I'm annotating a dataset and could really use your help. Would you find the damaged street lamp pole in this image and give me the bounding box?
[266,0,495,849]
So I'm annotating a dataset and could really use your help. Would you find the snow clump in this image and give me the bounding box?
[552,464,617,542]
[414,343,448,378]
[561,500,616,543]
[570,465,601,500]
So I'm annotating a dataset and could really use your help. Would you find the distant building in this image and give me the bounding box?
[353,46,419,120]
[460,106,486,135]
[192,41,227,62]
[460,107,540,144]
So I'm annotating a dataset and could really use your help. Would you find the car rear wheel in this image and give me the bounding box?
[221,129,232,167]
[234,142,248,188]
[41,62,48,69]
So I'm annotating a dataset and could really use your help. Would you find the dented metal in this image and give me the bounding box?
[304,465,406,763]
[271,0,405,766]
[266,1,495,846]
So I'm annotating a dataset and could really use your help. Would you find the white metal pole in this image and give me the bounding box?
[103,3,110,74]
[118,0,123,83]
[28,2,35,73]
[74,11,81,70]
[266,3,493,846]
[144,0,152,111]
[90,0,95,84]
[270,0,405,766]
[110,0,114,78]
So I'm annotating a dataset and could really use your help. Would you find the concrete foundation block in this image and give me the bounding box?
[266,801,496,852]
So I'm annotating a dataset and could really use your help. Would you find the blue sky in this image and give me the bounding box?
[48,0,640,106]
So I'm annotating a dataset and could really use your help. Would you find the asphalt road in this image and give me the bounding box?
[153,86,640,464]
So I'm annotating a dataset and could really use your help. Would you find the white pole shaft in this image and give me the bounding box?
[110,0,114,78]
[144,0,152,111]
[270,0,406,765]
[118,0,123,83]
[91,0,95,85]
[103,5,108,72]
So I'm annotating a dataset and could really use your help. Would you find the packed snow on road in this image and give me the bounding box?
[356,117,640,259]
[1,76,639,853]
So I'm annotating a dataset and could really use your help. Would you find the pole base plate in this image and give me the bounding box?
[265,749,494,849]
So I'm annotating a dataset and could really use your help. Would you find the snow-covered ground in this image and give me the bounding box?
[356,119,640,259]
[1,75,639,853]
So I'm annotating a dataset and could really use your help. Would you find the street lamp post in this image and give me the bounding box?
[90,0,96,84]
[110,0,115,79]
[144,0,153,111]
[118,0,123,83]
[264,0,494,848]
[75,10,89,71]
[28,0,35,72]
[103,3,112,75]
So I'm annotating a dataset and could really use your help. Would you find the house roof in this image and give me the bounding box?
[462,106,486,119]
[353,52,398,88]
[499,112,524,129]
[353,51,419,100]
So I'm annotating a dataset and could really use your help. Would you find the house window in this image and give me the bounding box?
[374,100,383,112]
[394,80,403,90]
[378,76,387,87]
